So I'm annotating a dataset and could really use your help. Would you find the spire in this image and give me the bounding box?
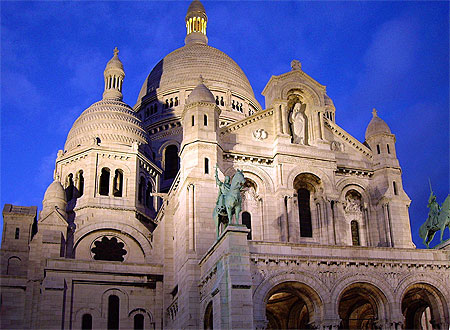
[103,47,125,101]
[185,0,208,45]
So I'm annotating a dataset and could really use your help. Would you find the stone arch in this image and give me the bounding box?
[158,139,180,157]
[201,299,214,329]
[253,271,328,327]
[128,308,154,329]
[396,275,449,329]
[74,307,101,329]
[6,256,22,275]
[286,166,333,194]
[101,288,129,318]
[73,222,152,260]
[331,274,393,324]
[336,178,369,202]
[223,164,274,195]
[280,81,323,107]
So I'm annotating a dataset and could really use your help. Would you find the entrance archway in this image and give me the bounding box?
[402,283,448,329]
[338,282,387,329]
[265,281,321,329]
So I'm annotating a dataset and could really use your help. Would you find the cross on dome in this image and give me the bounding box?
[113,47,119,56]
[372,108,378,117]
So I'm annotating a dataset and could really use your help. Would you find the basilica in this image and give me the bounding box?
[1,1,449,329]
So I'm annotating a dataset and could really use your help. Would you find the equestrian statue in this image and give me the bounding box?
[419,182,450,248]
[213,165,246,239]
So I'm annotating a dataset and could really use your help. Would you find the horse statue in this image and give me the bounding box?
[419,184,450,248]
[213,166,246,239]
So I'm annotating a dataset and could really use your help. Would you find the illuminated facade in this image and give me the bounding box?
[1,1,449,329]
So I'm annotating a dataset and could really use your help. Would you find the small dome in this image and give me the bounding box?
[105,47,124,71]
[65,100,149,151]
[187,80,215,104]
[324,94,334,106]
[365,108,391,140]
[43,180,66,203]
[187,0,206,16]
[42,180,67,218]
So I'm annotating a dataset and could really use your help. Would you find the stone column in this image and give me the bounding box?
[382,203,392,247]
[188,184,195,251]
[281,105,289,136]
[282,196,289,242]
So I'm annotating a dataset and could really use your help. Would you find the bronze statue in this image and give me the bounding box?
[213,166,246,239]
[419,182,450,248]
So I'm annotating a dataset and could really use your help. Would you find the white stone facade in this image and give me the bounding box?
[1,1,449,329]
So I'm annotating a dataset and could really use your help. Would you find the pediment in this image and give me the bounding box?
[39,208,68,227]
[262,69,327,108]
[323,118,373,161]
[220,108,275,145]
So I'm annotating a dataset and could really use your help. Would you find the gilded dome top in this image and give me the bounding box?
[365,108,391,140]
[136,43,258,106]
[65,100,149,151]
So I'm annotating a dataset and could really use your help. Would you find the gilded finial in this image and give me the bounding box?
[113,47,119,56]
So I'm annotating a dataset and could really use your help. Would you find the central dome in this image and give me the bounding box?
[136,43,258,105]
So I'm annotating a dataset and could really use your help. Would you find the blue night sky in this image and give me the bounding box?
[1,1,449,248]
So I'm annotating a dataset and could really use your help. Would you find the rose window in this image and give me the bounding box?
[91,236,127,262]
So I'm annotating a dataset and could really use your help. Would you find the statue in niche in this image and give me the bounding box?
[288,102,306,144]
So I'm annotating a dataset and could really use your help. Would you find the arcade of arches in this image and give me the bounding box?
[260,281,448,330]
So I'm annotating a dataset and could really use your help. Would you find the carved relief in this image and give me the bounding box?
[253,129,268,141]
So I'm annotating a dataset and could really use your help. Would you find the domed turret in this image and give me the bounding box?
[42,180,67,218]
[103,47,125,101]
[186,77,215,104]
[365,108,391,140]
[65,50,149,152]
[185,0,208,45]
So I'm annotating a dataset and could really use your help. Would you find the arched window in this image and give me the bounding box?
[175,97,179,106]
[138,177,145,203]
[134,314,144,330]
[376,144,381,154]
[242,212,252,240]
[170,98,174,107]
[351,220,360,246]
[107,295,120,330]
[66,173,74,201]
[204,158,209,174]
[192,115,195,126]
[164,145,180,180]
[15,228,20,240]
[81,314,92,330]
[298,188,312,237]
[113,169,123,197]
[99,168,110,196]
[387,144,391,154]
[393,181,398,195]
[77,170,84,197]
[204,114,208,126]
[204,301,213,329]
[146,182,153,209]
[215,96,219,105]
